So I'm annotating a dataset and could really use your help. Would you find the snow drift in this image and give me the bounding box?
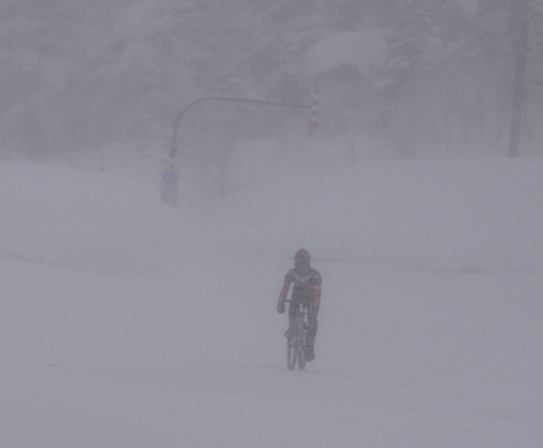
[0,161,210,278]
[205,156,543,275]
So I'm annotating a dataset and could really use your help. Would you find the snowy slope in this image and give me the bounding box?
[205,157,543,274]
[1,155,542,448]
[0,161,213,278]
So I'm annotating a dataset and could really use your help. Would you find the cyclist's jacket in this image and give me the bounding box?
[278,267,322,307]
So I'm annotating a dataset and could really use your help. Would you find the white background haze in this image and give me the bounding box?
[2,1,543,446]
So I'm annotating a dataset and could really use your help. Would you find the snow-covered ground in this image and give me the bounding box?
[1,145,542,447]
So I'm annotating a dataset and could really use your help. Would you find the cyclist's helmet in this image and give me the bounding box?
[294,248,311,266]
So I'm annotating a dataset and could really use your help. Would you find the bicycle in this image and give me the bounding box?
[284,300,309,370]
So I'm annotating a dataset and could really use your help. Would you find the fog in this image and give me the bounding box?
[1,1,543,446]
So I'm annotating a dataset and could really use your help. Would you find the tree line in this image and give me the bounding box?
[0,0,542,159]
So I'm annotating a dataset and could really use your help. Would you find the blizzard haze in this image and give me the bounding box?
[1,0,543,446]
[1,145,542,447]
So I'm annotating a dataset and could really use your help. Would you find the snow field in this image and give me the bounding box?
[1,153,542,447]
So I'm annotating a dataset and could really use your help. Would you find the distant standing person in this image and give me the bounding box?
[276,249,322,361]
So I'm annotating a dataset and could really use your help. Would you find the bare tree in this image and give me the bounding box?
[508,0,530,157]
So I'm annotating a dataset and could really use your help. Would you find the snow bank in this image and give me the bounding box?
[0,161,209,278]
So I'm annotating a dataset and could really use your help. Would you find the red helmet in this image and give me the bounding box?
[294,248,311,265]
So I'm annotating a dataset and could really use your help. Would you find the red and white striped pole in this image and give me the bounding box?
[307,85,319,135]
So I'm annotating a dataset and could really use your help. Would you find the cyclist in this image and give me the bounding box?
[277,249,322,362]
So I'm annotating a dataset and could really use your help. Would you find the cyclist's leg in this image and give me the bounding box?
[303,304,319,361]
[305,304,319,346]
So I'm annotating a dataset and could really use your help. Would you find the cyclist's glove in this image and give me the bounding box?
[277,301,286,314]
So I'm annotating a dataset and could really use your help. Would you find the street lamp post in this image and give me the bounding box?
[161,96,310,207]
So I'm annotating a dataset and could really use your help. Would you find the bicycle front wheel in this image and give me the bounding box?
[297,331,307,370]
[287,337,297,370]
[297,349,306,370]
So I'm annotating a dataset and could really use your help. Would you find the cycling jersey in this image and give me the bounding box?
[278,267,322,306]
